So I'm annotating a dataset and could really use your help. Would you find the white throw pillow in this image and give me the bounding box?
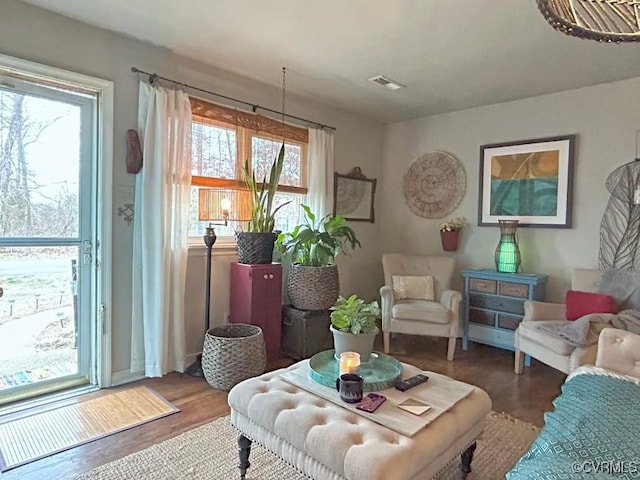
[392,275,435,301]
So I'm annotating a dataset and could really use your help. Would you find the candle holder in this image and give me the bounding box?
[339,351,360,376]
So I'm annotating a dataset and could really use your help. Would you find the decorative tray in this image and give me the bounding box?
[308,349,403,392]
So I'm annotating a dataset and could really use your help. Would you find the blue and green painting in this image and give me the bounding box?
[490,150,559,216]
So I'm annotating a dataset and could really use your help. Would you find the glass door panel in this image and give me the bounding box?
[0,78,95,404]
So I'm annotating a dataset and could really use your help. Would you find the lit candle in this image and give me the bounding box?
[339,352,360,375]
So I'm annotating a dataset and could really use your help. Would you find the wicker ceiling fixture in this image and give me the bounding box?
[537,0,640,42]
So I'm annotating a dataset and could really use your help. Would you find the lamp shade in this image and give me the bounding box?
[537,0,640,43]
[495,220,521,273]
[198,189,251,222]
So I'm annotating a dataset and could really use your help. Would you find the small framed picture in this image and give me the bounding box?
[478,135,576,228]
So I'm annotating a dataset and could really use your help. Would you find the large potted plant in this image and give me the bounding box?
[276,205,360,310]
[330,295,381,362]
[236,144,289,264]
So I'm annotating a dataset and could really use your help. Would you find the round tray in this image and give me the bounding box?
[308,350,403,392]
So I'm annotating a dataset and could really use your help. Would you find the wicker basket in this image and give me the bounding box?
[287,264,340,311]
[201,324,266,391]
[235,232,277,264]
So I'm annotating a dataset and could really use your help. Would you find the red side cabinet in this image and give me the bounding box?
[229,262,282,361]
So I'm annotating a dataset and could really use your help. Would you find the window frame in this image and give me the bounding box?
[188,99,309,245]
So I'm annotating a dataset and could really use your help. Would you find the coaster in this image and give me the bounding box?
[397,398,431,416]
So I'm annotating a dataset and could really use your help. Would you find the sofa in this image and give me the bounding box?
[508,327,640,479]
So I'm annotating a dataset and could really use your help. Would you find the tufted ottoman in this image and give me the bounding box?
[228,360,491,480]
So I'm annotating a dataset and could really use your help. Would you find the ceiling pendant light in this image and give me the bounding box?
[537,0,640,43]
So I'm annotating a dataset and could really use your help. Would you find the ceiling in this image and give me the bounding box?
[21,0,640,123]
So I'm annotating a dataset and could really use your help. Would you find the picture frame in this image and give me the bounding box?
[478,135,576,228]
[333,167,376,223]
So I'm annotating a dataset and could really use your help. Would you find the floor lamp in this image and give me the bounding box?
[186,196,231,377]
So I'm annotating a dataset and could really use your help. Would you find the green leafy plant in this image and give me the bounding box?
[243,144,290,233]
[330,295,381,335]
[276,205,360,266]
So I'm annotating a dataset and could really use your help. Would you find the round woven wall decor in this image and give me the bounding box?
[403,151,466,219]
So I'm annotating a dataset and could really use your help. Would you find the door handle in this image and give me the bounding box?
[269,274,274,279]
[263,274,269,280]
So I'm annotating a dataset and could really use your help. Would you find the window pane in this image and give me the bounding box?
[0,90,81,238]
[252,136,302,187]
[273,193,304,233]
[191,122,236,178]
[188,186,235,237]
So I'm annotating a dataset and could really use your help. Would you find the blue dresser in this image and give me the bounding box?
[462,269,547,352]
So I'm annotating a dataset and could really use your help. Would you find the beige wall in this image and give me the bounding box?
[1,0,383,376]
[380,77,640,302]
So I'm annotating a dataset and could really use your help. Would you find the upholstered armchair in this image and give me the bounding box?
[514,268,601,375]
[380,254,462,361]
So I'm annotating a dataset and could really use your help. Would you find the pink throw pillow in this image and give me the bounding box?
[565,290,617,321]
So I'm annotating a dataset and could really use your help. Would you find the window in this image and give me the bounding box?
[188,98,308,239]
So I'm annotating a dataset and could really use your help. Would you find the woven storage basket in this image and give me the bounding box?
[287,264,340,311]
[235,232,277,264]
[201,324,266,391]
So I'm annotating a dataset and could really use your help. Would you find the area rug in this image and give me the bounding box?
[0,386,178,472]
[75,411,540,480]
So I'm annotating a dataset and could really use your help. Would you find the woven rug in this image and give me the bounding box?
[0,386,178,472]
[75,411,540,480]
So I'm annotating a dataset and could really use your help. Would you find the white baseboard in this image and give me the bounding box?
[111,353,201,386]
[111,369,146,387]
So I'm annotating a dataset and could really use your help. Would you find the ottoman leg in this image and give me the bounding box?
[459,441,477,478]
[238,434,252,480]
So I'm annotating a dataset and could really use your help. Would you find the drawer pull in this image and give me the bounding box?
[263,274,269,280]
[269,274,274,279]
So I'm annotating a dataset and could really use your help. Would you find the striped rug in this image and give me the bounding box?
[0,386,178,471]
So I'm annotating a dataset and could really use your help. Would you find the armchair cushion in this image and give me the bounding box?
[523,300,566,322]
[391,300,449,324]
[518,321,574,355]
[565,290,617,321]
[392,275,434,301]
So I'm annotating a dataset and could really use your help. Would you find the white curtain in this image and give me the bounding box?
[307,127,334,218]
[130,81,192,377]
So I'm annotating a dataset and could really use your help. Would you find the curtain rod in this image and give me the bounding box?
[131,66,336,131]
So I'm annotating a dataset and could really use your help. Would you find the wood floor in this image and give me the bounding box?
[0,336,565,480]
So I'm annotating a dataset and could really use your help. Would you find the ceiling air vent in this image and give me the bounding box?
[368,75,406,91]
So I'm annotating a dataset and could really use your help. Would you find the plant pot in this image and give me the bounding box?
[235,231,277,264]
[330,325,378,363]
[440,230,460,251]
[288,264,339,311]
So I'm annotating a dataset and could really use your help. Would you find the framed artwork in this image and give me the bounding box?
[333,167,376,222]
[478,135,576,228]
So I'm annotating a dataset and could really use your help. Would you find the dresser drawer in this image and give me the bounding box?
[469,294,525,315]
[468,308,495,326]
[469,278,497,294]
[497,314,522,331]
[498,281,529,298]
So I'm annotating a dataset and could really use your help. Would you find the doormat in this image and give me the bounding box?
[0,386,179,472]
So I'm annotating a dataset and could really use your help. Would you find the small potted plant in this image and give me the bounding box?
[236,144,290,264]
[276,205,360,310]
[330,294,381,362]
[439,216,468,252]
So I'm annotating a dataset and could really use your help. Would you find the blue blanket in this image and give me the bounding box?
[507,372,640,479]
